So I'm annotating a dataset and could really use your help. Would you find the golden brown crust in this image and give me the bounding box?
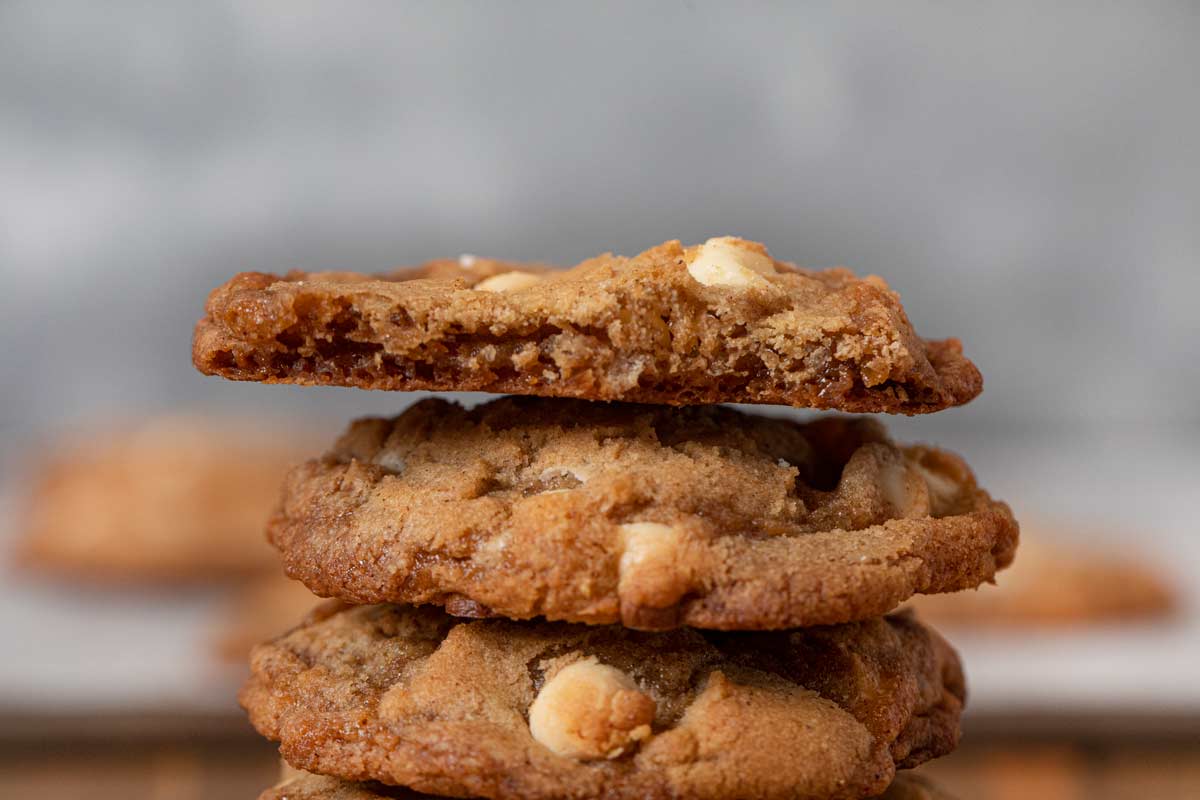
[16,417,309,582]
[269,397,1017,630]
[192,240,981,414]
[258,772,957,800]
[242,604,964,800]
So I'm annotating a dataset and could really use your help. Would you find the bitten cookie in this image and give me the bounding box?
[242,604,964,800]
[259,772,957,800]
[193,238,981,413]
[269,397,1017,630]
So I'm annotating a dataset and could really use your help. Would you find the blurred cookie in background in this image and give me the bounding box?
[875,773,958,800]
[13,415,312,582]
[910,521,1176,626]
[215,572,322,661]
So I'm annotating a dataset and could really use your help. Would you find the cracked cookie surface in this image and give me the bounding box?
[269,396,1017,630]
[193,238,981,413]
[243,604,964,800]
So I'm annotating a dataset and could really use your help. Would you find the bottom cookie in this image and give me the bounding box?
[243,604,963,800]
[260,773,956,800]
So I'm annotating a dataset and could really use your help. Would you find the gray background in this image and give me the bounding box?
[1,1,1197,441]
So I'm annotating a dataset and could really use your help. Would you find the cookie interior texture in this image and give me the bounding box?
[270,397,1017,630]
[193,239,981,413]
[243,604,963,800]
[259,772,956,800]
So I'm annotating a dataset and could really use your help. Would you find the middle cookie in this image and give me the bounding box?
[271,397,1017,630]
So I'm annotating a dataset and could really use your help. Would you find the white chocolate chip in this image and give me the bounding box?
[918,465,959,503]
[481,530,511,555]
[538,466,591,484]
[686,236,776,287]
[878,457,935,518]
[879,459,910,514]
[616,522,692,611]
[533,466,589,495]
[916,463,961,515]
[458,253,478,269]
[528,658,655,760]
[619,522,682,575]
[374,451,407,475]
[475,270,543,292]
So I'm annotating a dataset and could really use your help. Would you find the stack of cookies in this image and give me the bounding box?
[193,237,1018,800]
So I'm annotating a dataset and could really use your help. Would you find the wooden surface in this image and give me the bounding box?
[2,725,1199,800]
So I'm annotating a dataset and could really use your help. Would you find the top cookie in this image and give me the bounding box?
[193,238,981,413]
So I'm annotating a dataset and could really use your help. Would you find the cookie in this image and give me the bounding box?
[193,238,981,414]
[242,604,964,800]
[269,397,1017,630]
[259,772,957,800]
[214,574,321,661]
[909,524,1175,626]
[16,416,309,581]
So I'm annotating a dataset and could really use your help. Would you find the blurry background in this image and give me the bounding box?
[2,2,1198,799]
